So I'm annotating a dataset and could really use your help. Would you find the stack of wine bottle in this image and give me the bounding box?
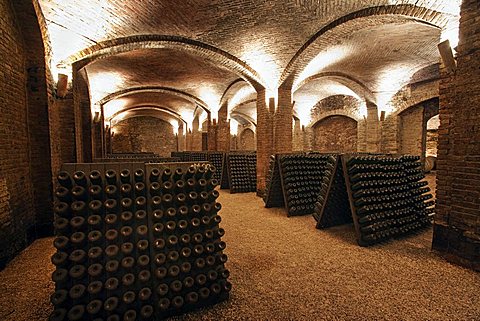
[170,152,209,162]
[278,153,335,216]
[226,152,257,193]
[50,162,231,321]
[263,155,285,208]
[94,157,181,163]
[206,152,225,182]
[312,155,353,228]
[344,154,433,246]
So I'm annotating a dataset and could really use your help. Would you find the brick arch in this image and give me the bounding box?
[312,115,358,153]
[62,35,265,90]
[390,81,439,117]
[294,72,375,104]
[99,86,209,111]
[108,105,185,127]
[280,4,453,88]
[308,95,364,126]
[380,80,439,155]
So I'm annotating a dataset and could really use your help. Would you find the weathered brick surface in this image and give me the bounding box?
[111,116,177,156]
[239,126,256,150]
[0,0,36,266]
[312,116,357,153]
[432,0,480,270]
[48,94,76,178]
[399,104,424,156]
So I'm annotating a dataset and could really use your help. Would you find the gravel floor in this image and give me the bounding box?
[1,173,479,321]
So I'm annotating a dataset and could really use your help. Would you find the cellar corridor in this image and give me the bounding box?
[2,174,480,321]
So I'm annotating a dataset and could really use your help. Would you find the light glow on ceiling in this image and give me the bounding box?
[375,65,416,116]
[296,46,348,89]
[228,86,256,112]
[169,119,179,135]
[181,111,194,131]
[441,26,460,53]
[198,87,221,114]
[88,71,125,104]
[103,98,128,120]
[230,118,239,136]
[294,80,361,126]
[241,45,280,91]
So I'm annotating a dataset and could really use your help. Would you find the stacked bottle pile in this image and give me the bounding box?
[206,152,225,182]
[50,162,231,321]
[312,155,353,228]
[278,153,334,216]
[170,152,209,162]
[345,155,433,246]
[227,153,256,193]
[263,155,285,208]
[95,157,181,163]
[246,153,257,192]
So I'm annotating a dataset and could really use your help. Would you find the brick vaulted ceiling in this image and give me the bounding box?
[38,0,461,126]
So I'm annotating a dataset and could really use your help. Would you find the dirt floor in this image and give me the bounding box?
[1,173,480,321]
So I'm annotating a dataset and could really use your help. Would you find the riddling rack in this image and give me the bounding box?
[170,152,225,183]
[263,152,336,216]
[50,161,231,321]
[225,152,257,193]
[314,154,434,246]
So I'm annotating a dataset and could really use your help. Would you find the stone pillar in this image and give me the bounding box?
[178,122,185,152]
[432,0,480,270]
[292,118,303,151]
[303,125,313,151]
[366,101,380,153]
[191,115,202,151]
[72,64,92,162]
[216,103,230,151]
[256,89,274,195]
[207,118,217,151]
[274,87,293,153]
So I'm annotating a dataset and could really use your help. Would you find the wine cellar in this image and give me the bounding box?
[1,0,480,320]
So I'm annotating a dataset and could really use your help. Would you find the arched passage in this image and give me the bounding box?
[313,115,357,153]
[398,97,439,162]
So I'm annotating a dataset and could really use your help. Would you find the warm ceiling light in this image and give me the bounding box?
[241,46,280,91]
[228,86,256,111]
[103,98,128,120]
[296,46,348,89]
[230,118,239,135]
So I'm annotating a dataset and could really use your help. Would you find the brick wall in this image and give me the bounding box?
[426,130,438,157]
[312,116,357,153]
[49,94,76,177]
[111,116,177,156]
[239,127,255,150]
[399,103,424,156]
[0,0,36,267]
[432,0,480,270]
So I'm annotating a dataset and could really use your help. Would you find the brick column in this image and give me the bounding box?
[178,122,185,151]
[72,64,92,162]
[191,115,202,151]
[366,101,380,153]
[207,118,217,151]
[216,103,230,151]
[256,89,274,194]
[432,0,480,270]
[274,87,293,153]
[292,118,303,151]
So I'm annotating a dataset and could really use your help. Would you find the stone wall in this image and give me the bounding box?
[111,116,177,156]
